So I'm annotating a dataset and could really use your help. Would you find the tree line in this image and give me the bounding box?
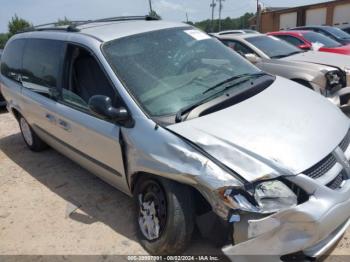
[0,12,254,49]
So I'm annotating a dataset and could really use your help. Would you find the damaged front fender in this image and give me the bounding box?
[121,117,246,218]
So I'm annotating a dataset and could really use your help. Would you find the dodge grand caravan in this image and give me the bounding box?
[1,16,350,261]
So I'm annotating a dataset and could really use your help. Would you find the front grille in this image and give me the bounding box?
[327,171,347,190]
[340,129,350,152]
[303,154,337,179]
[303,129,350,180]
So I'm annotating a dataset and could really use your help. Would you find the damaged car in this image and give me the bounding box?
[214,33,350,109]
[1,16,350,261]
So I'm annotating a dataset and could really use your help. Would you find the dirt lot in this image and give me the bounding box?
[0,108,349,260]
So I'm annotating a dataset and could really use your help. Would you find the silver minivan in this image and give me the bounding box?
[1,17,350,261]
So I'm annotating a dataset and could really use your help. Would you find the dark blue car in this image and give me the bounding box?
[292,25,350,45]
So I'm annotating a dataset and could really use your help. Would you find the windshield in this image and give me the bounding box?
[325,26,350,39]
[246,35,302,58]
[103,27,261,117]
[302,32,342,47]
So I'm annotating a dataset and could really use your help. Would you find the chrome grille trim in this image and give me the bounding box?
[339,129,350,152]
[302,129,350,181]
[303,154,337,179]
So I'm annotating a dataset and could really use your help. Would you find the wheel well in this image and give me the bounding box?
[11,108,21,121]
[291,79,314,89]
[131,172,212,216]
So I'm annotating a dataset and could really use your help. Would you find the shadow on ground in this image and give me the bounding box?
[0,107,8,114]
[0,132,224,256]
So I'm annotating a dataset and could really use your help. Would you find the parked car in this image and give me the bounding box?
[1,17,350,260]
[268,30,350,55]
[217,29,260,35]
[292,25,350,45]
[0,48,6,107]
[215,33,350,108]
[340,25,350,35]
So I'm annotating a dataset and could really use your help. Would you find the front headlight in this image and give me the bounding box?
[326,70,344,90]
[254,180,297,213]
[217,180,297,214]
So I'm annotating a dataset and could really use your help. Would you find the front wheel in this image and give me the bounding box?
[134,176,194,255]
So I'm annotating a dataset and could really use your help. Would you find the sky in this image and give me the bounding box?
[0,0,333,33]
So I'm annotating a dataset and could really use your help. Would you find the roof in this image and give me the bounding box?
[293,25,335,30]
[17,17,188,43]
[77,20,187,42]
[268,30,311,35]
[262,0,344,14]
[215,33,264,41]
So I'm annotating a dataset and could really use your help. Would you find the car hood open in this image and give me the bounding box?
[168,77,349,182]
[282,51,350,70]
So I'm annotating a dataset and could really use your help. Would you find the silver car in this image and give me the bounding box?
[215,33,350,109]
[1,17,350,261]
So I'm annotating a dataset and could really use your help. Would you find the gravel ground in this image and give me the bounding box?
[0,108,349,261]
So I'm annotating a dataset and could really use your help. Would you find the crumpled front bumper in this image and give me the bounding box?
[222,174,350,261]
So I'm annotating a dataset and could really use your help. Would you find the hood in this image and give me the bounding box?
[168,77,349,182]
[282,51,350,70]
[320,44,350,55]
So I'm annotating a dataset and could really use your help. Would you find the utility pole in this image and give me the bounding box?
[186,12,189,23]
[217,0,225,32]
[210,0,216,32]
[256,0,261,32]
[148,0,153,13]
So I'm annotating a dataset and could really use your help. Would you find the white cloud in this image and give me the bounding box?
[153,0,195,14]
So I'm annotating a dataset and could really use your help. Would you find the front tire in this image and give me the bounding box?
[19,116,47,152]
[134,176,194,255]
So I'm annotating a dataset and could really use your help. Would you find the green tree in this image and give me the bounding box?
[56,17,72,26]
[8,14,31,36]
[194,12,254,33]
[0,33,9,49]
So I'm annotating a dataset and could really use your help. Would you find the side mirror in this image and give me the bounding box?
[245,53,261,64]
[88,95,130,122]
[298,44,311,50]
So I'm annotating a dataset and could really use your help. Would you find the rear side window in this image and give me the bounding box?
[0,39,25,82]
[22,39,64,95]
[275,35,304,46]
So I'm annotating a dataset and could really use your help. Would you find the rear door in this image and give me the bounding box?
[20,39,128,194]
[0,39,26,109]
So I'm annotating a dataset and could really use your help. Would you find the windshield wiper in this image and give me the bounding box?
[202,72,265,95]
[271,51,301,59]
[175,72,266,123]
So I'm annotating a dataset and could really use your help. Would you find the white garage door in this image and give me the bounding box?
[306,8,327,25]
[333,4,350,26]
[280,12,297,30]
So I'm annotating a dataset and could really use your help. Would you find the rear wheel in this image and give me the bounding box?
[19,116,47,152]
[134,176,194,255]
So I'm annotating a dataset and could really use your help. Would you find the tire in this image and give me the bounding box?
[19,116,48,152]
[134,176,194,255]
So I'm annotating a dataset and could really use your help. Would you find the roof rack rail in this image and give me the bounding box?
[21,15,160,33]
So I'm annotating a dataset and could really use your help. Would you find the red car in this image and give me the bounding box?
[268,30,350,55]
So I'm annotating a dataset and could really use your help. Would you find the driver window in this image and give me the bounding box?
[62,45,121,110]
[223,40,256,56]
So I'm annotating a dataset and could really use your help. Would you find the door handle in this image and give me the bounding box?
[45,113,56,123]
[58,119,71,131]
